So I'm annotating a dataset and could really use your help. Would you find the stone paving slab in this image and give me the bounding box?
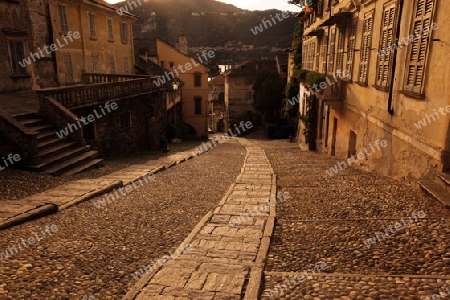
[124,139,277,300]
[0,148,200,230]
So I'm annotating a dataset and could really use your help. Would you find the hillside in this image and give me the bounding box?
[115,0,297,49]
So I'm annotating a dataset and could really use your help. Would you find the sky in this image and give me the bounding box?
[105,0,301,12]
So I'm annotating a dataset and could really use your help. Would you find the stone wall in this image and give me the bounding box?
[72,92,167,155]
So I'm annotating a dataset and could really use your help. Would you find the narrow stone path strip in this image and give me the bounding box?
[124,139,276,300]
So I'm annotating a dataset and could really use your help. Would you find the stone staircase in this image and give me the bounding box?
[13,113,103,176]
[419,172,450,208]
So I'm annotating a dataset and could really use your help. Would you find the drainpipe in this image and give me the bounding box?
[387,0,404,115]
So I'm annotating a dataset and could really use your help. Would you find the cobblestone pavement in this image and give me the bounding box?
[253,138,450,299]
[0,140,245,299]
[124,139,276,300]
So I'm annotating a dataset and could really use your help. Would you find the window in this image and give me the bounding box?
[403,0,435,95]
[169,61,174,68]
[328,27,336,74]
[110,56,116,74]
[194,97,202,115]
[120,112,130,128]
[358,10,374,85]
[376,2,398,88]
[8,39,28,77]
[88,12,96,39]
[58,4,69,35]
[346,18,357,80]
[64,54,74,83]
[124,57,129,74]
[92,55,99,73]
[194,73,201,87]
[107,19,114,41]
[336,26,346,73]
[120,23,128,43]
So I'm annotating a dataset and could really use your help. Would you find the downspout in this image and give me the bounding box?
[387,0,404,115]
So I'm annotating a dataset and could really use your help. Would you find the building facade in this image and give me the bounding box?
[208,74,225,132]
[295,0,449,180]
[151,38,210,138]
[47,0,136,85]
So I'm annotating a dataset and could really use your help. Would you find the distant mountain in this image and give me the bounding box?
[116,0,297,49]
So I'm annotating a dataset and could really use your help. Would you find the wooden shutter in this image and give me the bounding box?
[346,18,357,79]
[404,0,435,95]
[376,2,397,87]
[358,10,374,84]
[329,27,336,74]
[336,26,346,73]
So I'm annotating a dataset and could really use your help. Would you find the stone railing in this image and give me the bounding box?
[36,77,161,109]
[39,97,85,146]
[81,73,152,84]
[0,108,40,165]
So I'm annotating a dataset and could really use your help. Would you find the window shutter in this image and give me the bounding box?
[376,3,397,87]
[336,26,346,73]
[322,34,328,73]
[404,0,435,94]
[358,11,374,84]
[329,27,336,74]
[346,18,357,79]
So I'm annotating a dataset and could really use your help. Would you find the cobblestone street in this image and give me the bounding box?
[0,140,246,299]
[0,137,449,299]
[255,138,450,299]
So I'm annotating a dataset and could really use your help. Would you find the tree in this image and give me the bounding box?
[253,70,285,122]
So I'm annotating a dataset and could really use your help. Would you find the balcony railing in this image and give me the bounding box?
[81,73,153,84]
[37,74,163,109]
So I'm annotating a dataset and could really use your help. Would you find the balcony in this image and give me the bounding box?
[319,75,346,110]
[36,73,163,110]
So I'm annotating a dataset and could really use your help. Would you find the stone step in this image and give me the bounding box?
[39,141,77,158]
[28,124,54,132]
[419,180,450,208]
[437,172,450,187]
[30,146,88,170]
[19,118,46,127]
[60,158,103,176]
[38,137,66,151]
[44,150,99,175]
[36,130,57,141]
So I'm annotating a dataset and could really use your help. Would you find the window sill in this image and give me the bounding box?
[372,84,389,92]
[399,90,425,99]
[355,81,368,87]
[342,78,353,83]
[108,39,114,42]
[90,36,98,40]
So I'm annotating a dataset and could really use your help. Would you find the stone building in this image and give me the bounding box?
[208,74,225,132]
[141,38,210,138]
[224,60,275,128]
[0,0,166,175]
[294,0,449,197]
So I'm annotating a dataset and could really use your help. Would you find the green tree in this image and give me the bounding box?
[253,70,285,122]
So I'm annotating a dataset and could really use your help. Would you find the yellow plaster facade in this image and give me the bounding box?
[298,0,449,179]
[48,0,136,85]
